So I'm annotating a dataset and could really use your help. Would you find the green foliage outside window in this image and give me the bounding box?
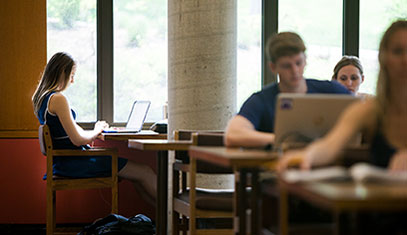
[47,0,406,121]
[47,0,81,29]
[47,0,97,122]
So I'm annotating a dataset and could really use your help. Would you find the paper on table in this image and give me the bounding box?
[282,163,407,184]
[350,163,407,183]
[283,166,349,183]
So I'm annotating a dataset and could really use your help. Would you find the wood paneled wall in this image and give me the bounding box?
[0,0,46,138]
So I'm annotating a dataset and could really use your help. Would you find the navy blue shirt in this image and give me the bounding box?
[238,79,351,133]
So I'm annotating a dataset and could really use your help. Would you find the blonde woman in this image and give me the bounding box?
[32,52,156,204]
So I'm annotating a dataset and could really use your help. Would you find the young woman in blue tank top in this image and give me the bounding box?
[32,52,156,205]
[278,20,407,173]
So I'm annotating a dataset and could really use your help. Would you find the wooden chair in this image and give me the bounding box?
[39,125,119,235]
[172,130,234,235]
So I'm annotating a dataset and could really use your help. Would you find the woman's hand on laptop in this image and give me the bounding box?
[94,120,109,133]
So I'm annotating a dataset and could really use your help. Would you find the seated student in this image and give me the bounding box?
[32,52,156,205]
[225,32,350,148]
[278,21,407,234]
[332,55,370,97]
[278,20,407,172]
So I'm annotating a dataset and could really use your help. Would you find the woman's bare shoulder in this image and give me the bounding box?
[49,92,69,114]
[49,92,68,103]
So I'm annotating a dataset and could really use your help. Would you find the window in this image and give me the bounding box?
[237,0,262,110]
[47,0,406,124]
[359,0,407,94]
[113,0,167,122]
[279,0,342,81]
[47,0,97,122]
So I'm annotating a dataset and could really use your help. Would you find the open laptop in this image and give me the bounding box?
[103,100,151,133]
[273,94,359,151]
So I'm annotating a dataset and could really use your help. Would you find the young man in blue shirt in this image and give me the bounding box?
[225,32,350,148]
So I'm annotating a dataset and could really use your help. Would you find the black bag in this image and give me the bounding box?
[78,214,155,235]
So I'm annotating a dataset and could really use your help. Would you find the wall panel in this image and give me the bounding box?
[0,0,46,137]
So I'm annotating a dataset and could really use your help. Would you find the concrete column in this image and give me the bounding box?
[168,0,237,136]
[167,2,237,231]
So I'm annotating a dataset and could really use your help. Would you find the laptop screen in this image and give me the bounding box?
[274,94,358,150]
[126,101,151,130]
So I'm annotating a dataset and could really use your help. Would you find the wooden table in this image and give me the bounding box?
[128,139,194,235]
[102,130,167,141]
[278,179,407,235]
[188,146,279,235]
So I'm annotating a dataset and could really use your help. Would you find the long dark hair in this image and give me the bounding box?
[32,52,75,115]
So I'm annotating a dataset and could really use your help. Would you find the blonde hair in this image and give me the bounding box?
[376,20,407,114]
[266,32,306,63]
[32,52,75,115]
[332,55,364,80]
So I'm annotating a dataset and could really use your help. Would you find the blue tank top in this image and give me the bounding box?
[37,92,86,150]
[370,127,397,168]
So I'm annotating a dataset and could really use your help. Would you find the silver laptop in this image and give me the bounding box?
[103,100,151,133]
[274,94,358,151]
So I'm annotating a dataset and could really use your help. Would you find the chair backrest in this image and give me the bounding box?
[192,132,232,174]
[38,124,53,156]
[38,125,46,155]
[174,130,231,174]
[174,129,224,141]
[192,132,224,146]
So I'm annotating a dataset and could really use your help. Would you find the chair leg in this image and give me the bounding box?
[47,190,56,235]
[173,211,180,235]
[112,181,118,214]
[182,216,188,235]
[189,158,197,235]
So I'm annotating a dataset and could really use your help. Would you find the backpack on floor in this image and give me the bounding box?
[77,214,155,235]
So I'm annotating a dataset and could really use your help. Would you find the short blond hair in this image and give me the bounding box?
[266,32,306,63]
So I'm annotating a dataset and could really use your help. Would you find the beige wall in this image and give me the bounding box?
[0,0,46,137]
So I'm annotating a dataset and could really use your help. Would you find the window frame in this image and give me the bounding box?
[97,0,114,125]
[82,0,361,126]
[260,0,360,87]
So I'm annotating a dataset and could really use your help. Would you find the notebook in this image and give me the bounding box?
[103,100,151,133]
[273,94,358,151]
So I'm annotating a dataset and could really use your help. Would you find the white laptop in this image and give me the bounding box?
[103,100,151,133]
[273,94,359,151]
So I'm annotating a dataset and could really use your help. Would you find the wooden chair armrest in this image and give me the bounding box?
[174,161,190,173]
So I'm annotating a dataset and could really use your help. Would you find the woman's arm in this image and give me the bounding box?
[278,99,377,171]
[224,115,275,147]
[48,93,103,146]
